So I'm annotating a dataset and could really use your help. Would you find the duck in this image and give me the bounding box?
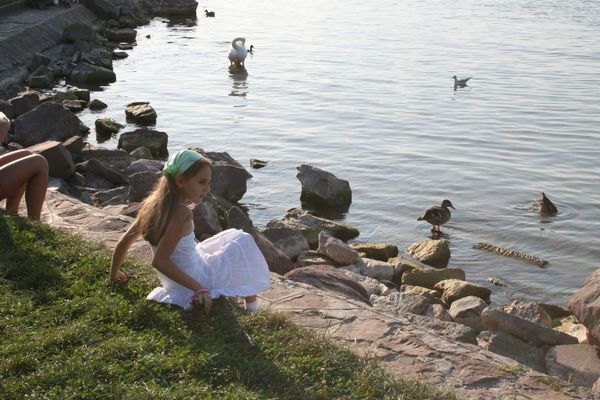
[417,199,455,232]
[452,75,471,90]
[205,9,215,17]
[248,44,254,54]
[228,37,248,67]
[538,192,558,216]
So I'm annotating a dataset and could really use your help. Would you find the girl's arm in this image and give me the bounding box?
[110,220,142,283]
[152,206,206,292]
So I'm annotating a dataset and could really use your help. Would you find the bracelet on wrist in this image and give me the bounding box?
[190,287,210,304]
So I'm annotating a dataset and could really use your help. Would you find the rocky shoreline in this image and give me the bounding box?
[1,0,600,396]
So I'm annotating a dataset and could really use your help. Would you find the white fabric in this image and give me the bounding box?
[146,228,270,311]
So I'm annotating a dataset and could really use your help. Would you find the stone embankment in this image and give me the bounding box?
[3,1,600,398]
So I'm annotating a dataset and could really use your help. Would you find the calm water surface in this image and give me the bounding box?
[78,0,600,306]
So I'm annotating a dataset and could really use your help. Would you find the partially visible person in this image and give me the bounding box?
[0,112,49,220]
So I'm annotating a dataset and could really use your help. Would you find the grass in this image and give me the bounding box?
[0,0,20,7]
[0,211,458,399]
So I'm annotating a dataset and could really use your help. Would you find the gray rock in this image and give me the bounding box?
[353,257,395,281]
[104,28,137,43]
[449,296,488,332]
[129,146,153,160]
[477,330,547,373]
[118,128,168,159]
[372,291,432,316]
[95,117,124,141]
[296,164,352,210]
[498,300,553,328]
[86,158,128,186]
[567,267,600,345]
[482,308,579,347]
[350,242,398,261]
[127,170,161,202]
[62,100,85,113]
[88,99,107,110]
[70,62,116,85]
[9,92,40,117]
[202,151,252,203]
[86,0,120,19]
[402,267,465,290]
[124,102,157,125]
[63,135,85,155]
[434,279,492,304]
[63,23,96,43]
[406,239,451,268]
[28,140,74,178]
[79,148,131,170]
[317,231,359,265]
[192,195,222,239]
[261,222,310,260]
[545,344,600,388]
[423,304,453,322]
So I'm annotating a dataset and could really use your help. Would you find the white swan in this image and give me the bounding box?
[228,37,248,67]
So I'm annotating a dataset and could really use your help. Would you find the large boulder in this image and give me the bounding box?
[124,102,157,125]
[350,242,398,262]
[86,0,120,19]
[406,239,451,268]
[477,330,547,373]
[28,141,74,178]
[261,222,309,260]
[192,195,223,239]
[482,308,579,347]
[401,267,465,290]
[14,102,84,147]
[104,28,137,43]
[9,92,40,117]
[70,62,116,85]
[95,117,124,141]
[545,344,600,388]
[296,164,352,210]
[449,296,488,332]
[154,0,198,16]
[202,151,252,203]
[567,268,600,345]
[317,231,359,265]
[284,265,370,305]
[118,128,168,158]
[434,279,491,304]
[63,23,96,43]
[498,300,552,328]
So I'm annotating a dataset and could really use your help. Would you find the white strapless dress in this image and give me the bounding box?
[147,228,270,310]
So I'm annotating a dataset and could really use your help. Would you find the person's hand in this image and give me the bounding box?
[192,291,212,315]
[111,270,129,284]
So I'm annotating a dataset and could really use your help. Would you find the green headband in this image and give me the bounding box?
[163,150,204,176]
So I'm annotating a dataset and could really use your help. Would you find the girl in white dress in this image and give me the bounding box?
[110,149,270,313]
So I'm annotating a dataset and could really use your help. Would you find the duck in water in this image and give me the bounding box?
[418,199,455,232]
[538,192,558,216]
[205,9,215,17]
[452,75,471,90]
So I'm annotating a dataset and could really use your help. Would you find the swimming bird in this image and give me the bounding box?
[537,192,558,216]
[452,75,471,90]
[417,199,455,232]
[228,37,248,67]
[248,44,254,54]
[205,9,215,17]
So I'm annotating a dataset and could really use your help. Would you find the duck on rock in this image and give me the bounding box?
[418,199,455,232]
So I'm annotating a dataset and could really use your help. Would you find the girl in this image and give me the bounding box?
[0,112,49,220]
[110,149,270,313]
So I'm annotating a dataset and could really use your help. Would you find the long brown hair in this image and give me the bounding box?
[136,157,212,246]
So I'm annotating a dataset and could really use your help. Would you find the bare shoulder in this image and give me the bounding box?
[171,204,193,222]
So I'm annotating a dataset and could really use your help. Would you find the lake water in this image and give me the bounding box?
[77,0,600,307]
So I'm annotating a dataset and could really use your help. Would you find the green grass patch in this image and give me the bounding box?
[0,211,457,399]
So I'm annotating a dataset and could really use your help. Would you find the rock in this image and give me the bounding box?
[350,242,399,261]
[482,308,579,347]
[118,128,168,159]
[388,254,429,284]
[400,285,443,303]
[192,195,222,239]
[201,151,252,203]
[14,102,84,147]
[404,313,478,344]
[434,279,491,304]
[273,207,359,247]
[28,140,74,178]
[317,231,359,265]
[249,158,267,169]
[124,159,163,176]
[284,265,370,305]
[406,239,451,268]
[424,304,453,322]
[88,99,107,110]
[342,269,390,297]
[498,300,552,328]
[62,100,85,113]
[372,291,432,316]
[555,315,590,344]
[567,268,600,345]
[73,89,90,103]
[95,117,124,141]
[129,146,153,159]
[449,296,488,332]
[27,65,54,89]
[79,148,131,170]
[9,92,40,117]
[297,250,333,267]
[28,54,51,73]
[296,164,352,210]
[261,223,310,260]
[86,0,120,19]
[63,23,96,43]
[477,330,547,373]
[352,257,395,281]
[112,51,129,59]
[226,206,294,275]
[154,0,198,16]
[70,62,116,85]
[62,135,85,155]
[104,28,137,43]
[127,170,161,202]
[401,267,465,290]
[82,48,113,70]
[86,158,128,186]
[545,344,600,388]
[92,186,128,206]
[124,102,157,125]
[0,100,15,120]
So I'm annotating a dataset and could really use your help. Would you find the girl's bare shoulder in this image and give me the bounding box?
[171,204,193,223]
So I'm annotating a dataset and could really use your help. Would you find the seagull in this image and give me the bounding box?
[537,192,558,216]
[452,75,471,90]
[417,199,455,232]
[205,9,215,17]
[228,37,248,67]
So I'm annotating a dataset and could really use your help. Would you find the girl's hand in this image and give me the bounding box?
[111,270,129,284]
[192,291,212,315]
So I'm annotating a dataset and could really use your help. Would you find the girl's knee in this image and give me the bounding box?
[31,154,49,172]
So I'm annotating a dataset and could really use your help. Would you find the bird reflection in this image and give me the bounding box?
[228,65,248,97]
